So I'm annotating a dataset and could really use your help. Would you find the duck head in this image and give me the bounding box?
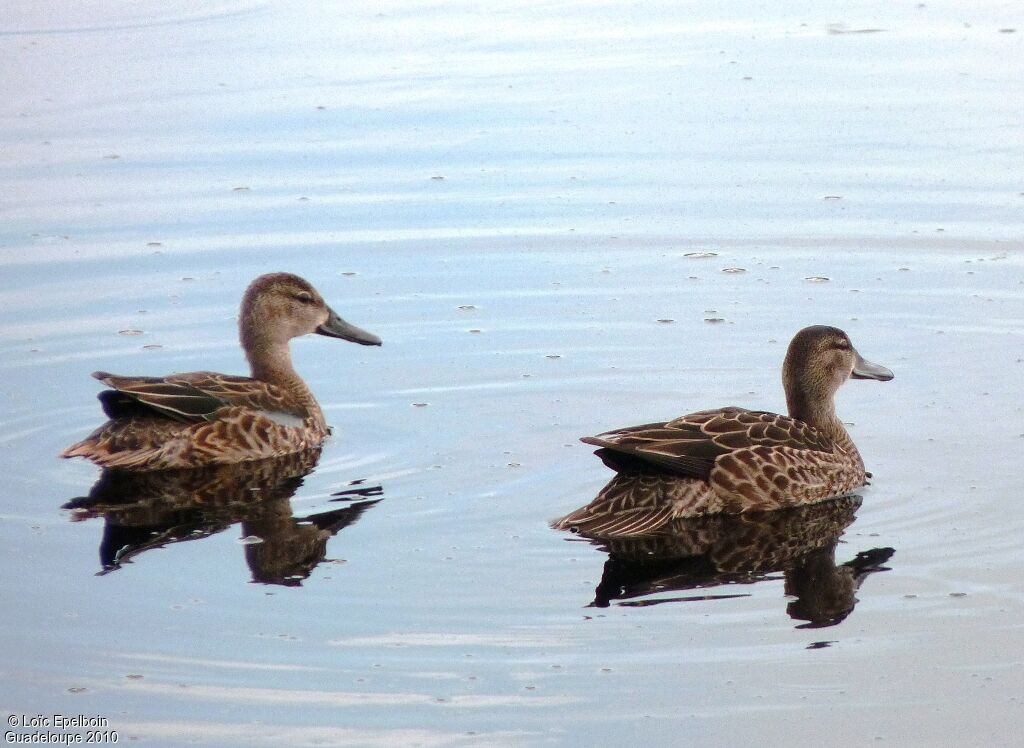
[239,273,381,348]
[782,325,892,424]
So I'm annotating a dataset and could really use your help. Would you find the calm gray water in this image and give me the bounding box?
[2,2,1023,746]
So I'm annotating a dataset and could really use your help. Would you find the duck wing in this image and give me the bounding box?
[581,407,835,479]
[94,371,296,423]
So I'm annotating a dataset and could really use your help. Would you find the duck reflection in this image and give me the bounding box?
[62,449,382,586]
[561,475,893,628]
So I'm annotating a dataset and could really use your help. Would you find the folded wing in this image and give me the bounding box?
[94,371,298,422]
[581,407,836,479]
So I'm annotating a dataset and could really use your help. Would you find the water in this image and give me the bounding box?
[2,2,1023,745]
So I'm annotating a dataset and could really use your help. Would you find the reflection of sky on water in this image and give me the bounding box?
[1,2,1022,746]
[4,1,1022,249]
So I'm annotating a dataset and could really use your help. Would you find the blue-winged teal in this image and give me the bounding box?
[553,325,893,535]
[62,273,380,471]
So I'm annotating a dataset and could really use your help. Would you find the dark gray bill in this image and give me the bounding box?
[851,351,893,381]
[316,308,382,346]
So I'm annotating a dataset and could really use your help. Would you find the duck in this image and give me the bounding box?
[61,273,381,472]
[552,325,893,536]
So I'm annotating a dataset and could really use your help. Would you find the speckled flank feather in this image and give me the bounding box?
[553,325,892,535]
[61,401,328,471]
[61,273,380,472]
[554,410,867,536]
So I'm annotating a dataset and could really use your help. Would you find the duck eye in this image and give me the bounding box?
[834,339,850,350]
[294,291,315,304]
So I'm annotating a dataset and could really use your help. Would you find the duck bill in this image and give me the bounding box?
[316,308,382,346]
[851,351,893,381]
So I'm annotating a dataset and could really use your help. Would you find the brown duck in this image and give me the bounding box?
[552,325,893,535]
[61,273,381,471]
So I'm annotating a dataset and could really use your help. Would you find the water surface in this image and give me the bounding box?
[2,2,1023,746]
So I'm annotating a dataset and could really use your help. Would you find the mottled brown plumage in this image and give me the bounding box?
[553,325,893,534]
[61,273,381,471]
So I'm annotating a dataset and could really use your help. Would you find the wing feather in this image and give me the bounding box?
[582,406,836,478]
[94,372,226,422]
[93,371,300,423]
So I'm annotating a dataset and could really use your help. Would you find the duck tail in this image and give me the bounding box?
[60,440,95,460]
[60,438,163,471]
